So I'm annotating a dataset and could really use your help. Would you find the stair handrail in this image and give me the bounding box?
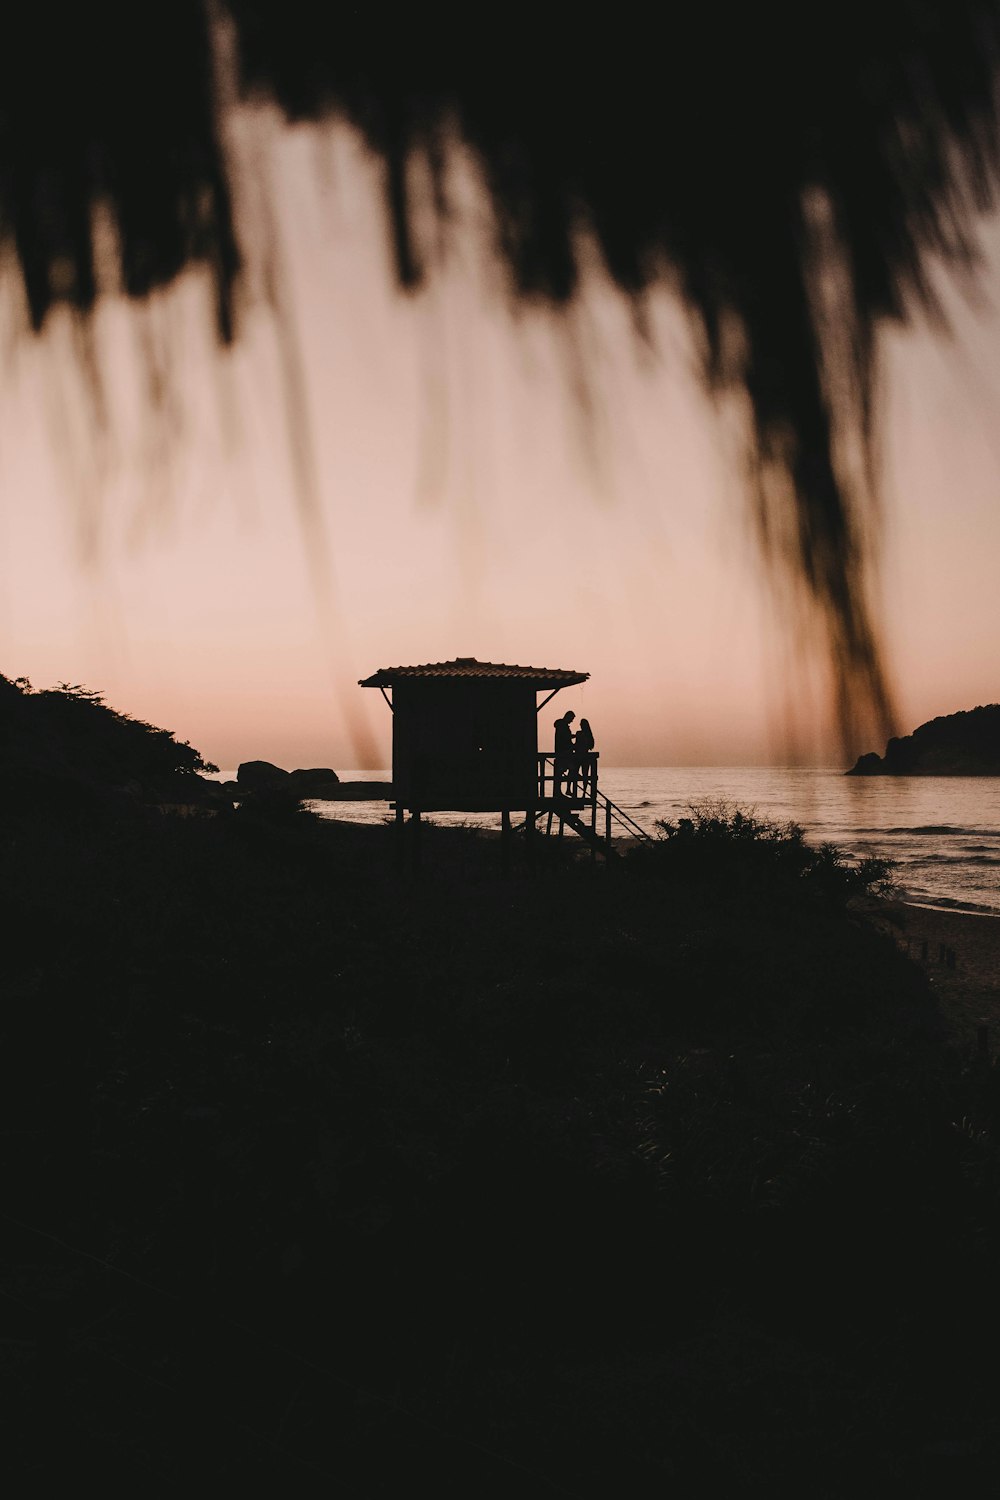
[596,790,654,842]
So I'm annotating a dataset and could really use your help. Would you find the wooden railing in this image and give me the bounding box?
[537,750,599,805]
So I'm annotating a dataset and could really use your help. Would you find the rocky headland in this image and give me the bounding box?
[848,703,1000,776]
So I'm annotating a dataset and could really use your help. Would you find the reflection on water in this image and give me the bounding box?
[289,767,1000,915]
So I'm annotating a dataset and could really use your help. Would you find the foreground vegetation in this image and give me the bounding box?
[4,684,1000,1490]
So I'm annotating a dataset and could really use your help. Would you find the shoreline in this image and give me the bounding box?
[887,902,1000,1041]
[903,899,1000,918]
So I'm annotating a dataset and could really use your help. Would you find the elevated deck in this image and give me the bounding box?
[389,750,653,861]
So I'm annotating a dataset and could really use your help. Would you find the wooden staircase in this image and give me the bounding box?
[533,753,654,858]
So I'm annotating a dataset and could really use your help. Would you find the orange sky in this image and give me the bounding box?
[2,121,999,771]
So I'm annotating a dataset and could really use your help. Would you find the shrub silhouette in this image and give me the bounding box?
[628,800,897,910]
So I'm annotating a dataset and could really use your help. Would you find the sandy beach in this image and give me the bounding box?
[890,904,1000,1043]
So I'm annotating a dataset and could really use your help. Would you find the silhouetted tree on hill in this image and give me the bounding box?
[0,675,217,810]
[850,702,1000,774]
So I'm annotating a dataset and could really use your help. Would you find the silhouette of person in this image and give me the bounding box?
[574,717,595,796]
[553,710,576,796]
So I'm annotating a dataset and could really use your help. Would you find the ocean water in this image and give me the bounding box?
[273,766,1000,916]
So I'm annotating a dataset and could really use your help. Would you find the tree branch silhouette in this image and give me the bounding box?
[5,2,1000,740]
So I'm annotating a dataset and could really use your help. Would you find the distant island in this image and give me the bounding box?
[848,703,1000,776]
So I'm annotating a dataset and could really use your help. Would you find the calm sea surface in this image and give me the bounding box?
[218,767,1000,915]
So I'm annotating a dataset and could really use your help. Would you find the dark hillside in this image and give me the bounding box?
[849,703,1000,775]
[4,718,1000,1489]
[0,674,222,813]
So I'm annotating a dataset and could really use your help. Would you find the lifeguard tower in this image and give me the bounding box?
[359,657,648,858]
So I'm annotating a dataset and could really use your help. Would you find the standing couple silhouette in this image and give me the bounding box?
[553,710,595,798]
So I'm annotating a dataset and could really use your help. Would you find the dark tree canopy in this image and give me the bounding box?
[5,2,1000,737]
[0,674,217,804]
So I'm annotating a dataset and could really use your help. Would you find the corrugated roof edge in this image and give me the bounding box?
[359,657,589,687]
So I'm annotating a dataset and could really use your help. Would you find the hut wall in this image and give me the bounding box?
[392,680,538,810]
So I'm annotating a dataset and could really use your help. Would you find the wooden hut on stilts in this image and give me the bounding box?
[359,657,649,864]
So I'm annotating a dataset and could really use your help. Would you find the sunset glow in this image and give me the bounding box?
[3,124,999,770]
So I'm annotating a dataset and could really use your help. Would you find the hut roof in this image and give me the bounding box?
[359,658,588,689]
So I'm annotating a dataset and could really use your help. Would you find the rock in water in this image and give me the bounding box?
[289,767,342,797]
[236,760,291,790]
